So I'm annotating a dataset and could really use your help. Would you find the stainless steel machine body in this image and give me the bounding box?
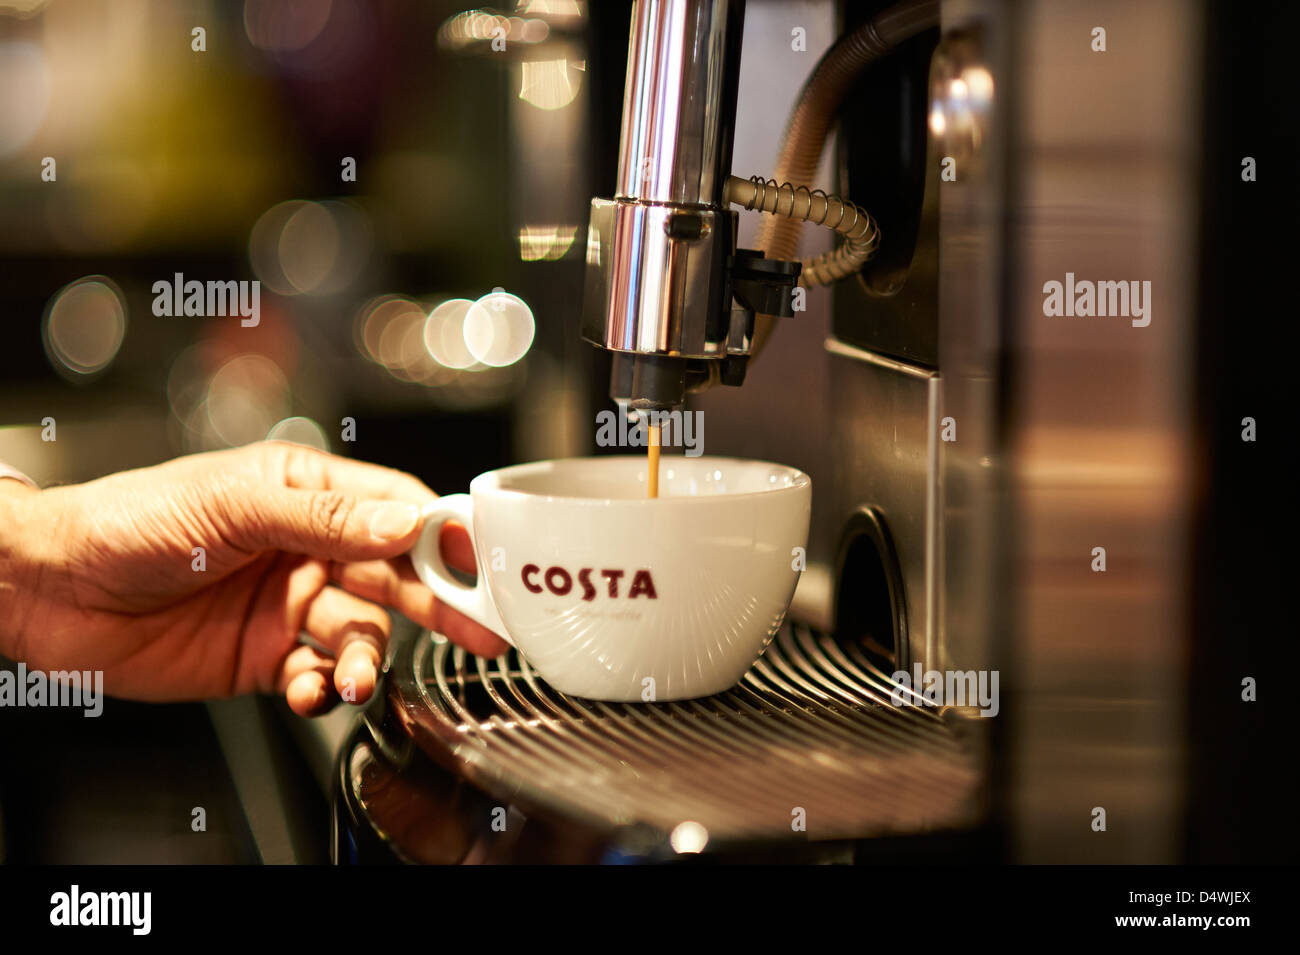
[827,0,1201,862]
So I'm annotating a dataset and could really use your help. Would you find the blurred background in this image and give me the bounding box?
[1,0,587,495]
[0,0,837,515]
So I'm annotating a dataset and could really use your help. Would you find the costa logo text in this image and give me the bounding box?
[522,565,658,600]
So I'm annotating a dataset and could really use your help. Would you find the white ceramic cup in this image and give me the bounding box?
[409,455,811,701]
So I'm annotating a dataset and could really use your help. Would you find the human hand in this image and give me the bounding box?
[0,441,508,715]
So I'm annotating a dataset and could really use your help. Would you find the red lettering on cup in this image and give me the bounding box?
[628,569,657,599]
[545,566,573,595]
[520,564,657,600]
[600,569,624,597]
[522,564,542,593]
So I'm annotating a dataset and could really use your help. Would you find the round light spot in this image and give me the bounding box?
[424,298,477,369]
[249,200,303,295]
[928,104,946,138]
[278,201,339,294]
[356,295,421,363]
[42,277,127,378]
[669,821,708,854]
[463,289,534,367]
[205,355,290,448]
[267,415,329,450]
[962,65,994,104]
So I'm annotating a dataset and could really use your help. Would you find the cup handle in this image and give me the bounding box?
[409,495,512,647]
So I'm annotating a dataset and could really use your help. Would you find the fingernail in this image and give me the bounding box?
[367,501,420,541]
[339,630,384,662]
[337,640,381,702]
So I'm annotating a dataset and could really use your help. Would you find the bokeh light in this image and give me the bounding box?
[518,224,578,261]
[249,199,371,296]
[278,201,339,293]
[669,821,709,854]
[463,289,534,367]
[167,343,214,421]
[205,354,291,448]
[962,65,994,104]
[517,0,583,15]
[438,12,550,51]
[352,293,528,407]
[356,295,423,364]
[266,415,329,450]
[518,58,582,110]
[41,277,127,379]
[423,298,477,370]
[378,306,433,381]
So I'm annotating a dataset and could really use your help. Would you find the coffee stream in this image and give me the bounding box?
[647,423,660,498]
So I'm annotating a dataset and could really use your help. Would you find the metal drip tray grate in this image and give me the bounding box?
[393,623,982,850]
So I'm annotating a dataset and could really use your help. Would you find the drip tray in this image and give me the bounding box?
[385,623,983,855]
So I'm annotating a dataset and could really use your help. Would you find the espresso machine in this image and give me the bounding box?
[581,0,942,672]
[327,0,1281,864]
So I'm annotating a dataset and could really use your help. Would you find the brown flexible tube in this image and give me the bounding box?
[725,175,881,285]
[749,0,940,359]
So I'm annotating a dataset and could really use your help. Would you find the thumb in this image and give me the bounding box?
[219,486,425,562]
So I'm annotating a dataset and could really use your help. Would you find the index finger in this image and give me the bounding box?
[262,441,440,506]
